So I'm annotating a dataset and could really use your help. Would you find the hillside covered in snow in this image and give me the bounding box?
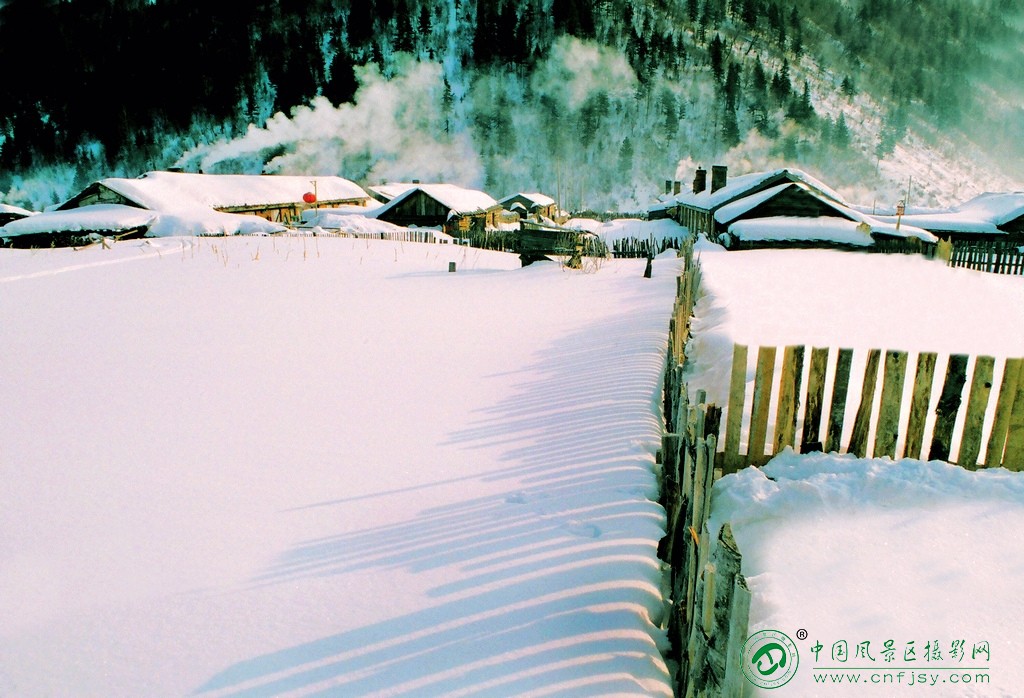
[1,0,1022,212]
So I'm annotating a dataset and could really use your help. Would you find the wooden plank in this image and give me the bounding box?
[800,347,829,453]
[957,356,995,469]
[904,352,937,460]
[825,349,854,453]
[873,350,908,458]
[983,359,1022,468]
[772,345,804,455]
[722,344,748,475]
[848,349,881,457]
[722,576,752,698]
[746,346,777,466]
[928,354,969,462]
[1003,371,1024,471]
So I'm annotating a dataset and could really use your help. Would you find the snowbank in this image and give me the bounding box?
[0,203,155,237]
[709,451,1024,697]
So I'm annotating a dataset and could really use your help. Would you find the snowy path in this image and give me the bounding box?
[0,237,680,696]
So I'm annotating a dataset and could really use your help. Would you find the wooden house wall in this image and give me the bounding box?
[58,184,137,210]
[502,195,555,219]
[999,215,1024,239]
[0,212,29,226]
[220,198,366,224]
[715,187,849,234]
[377,190,451,227]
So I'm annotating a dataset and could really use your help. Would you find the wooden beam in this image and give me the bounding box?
[904,352,937,460]
[957,356,995,469]
[746,346,777,466]
[773,345,804,455]
[825,349,854,453]
[722,344,748,474]
[928,354,969,462]
[985,358,1023,468]
[873,350,908,459]
[800,347,829,453]
[848,349,881,458]
[1003,368,1024,471]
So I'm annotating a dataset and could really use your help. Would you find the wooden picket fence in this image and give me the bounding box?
[948,240,1024,275]
[611,235,687,259]
[719,344,1024,473]
[659,238,753,697]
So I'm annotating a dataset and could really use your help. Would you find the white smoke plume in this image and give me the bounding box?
[177,56,484,188]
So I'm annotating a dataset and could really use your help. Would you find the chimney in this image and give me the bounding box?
[665,179,672,195]
[673,180,681,195]
[412,178,421,184]
[692,167,707,194]
[711,165,728,193]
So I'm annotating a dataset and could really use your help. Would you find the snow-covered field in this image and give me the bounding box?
[1,235,682,697]
[686,241,1024,697]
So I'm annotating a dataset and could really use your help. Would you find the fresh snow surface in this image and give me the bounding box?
[726,216,874,247]
[709,452,1024,697]
[0,235,681,697]
[574,218,686,245]
[96,171,370,211]
[684,239,1024,696]
[0,203,288,239]
[0,203,156,236]
[686,237,1024,414]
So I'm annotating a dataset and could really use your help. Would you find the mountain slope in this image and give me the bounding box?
[0,0,1021,211]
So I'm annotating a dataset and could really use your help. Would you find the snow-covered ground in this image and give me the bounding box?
[686,240,1024,697]
[0,236,683,696]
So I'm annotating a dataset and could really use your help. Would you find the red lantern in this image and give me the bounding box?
[303,191,317,204]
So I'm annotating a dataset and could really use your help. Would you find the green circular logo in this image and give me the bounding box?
[742,629,800,689]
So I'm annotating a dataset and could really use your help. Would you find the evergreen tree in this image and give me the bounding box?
[618,136,634,174]
[770,59,792,104]
[721,106,741,147]
[723,62,741,111]
[834,112,851,149]
[709,34,725,82]
[785,80,814,123]
[789,7,803,55]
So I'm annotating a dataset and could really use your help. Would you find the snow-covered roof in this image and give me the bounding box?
[564,217,603,234]
[0,203,35,217]
[297,208,408,235]
[714,182,937,243]
[868,192,1024,235]
[371,184,499,218]
[727,216,874,247]
[0,203,287,239]
[670,168,847,211]
[713,181,851,224]
[0,204,156,237]
[89,172,369,211]
[499,192,556,208]
[957,191,1024,225]
[366,182,421,202]
[726,215,935,247]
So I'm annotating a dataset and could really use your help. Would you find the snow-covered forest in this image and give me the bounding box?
[1,0,1023,211]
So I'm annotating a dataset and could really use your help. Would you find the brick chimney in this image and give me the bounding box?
[711,165,728,193]
[665,179,672,195]
[673,180,681,195]
[692,167,707,194]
